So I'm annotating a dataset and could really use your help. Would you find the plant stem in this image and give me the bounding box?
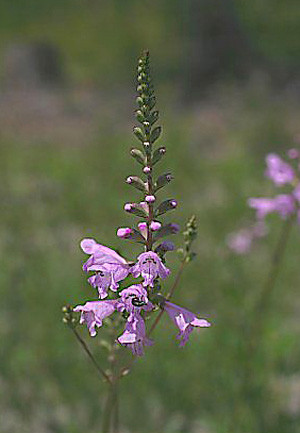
[148,257,187,336]
[71,327,111,384]
[251,216,294,342]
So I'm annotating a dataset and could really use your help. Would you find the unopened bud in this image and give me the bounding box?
[145,195,156,203]
[143,166,151,174]
[124,203,133,212]
[117,227,133,238]
[150,221,161,231]
[154,172,173,192]
[130,148,146,165]
[152,147,166,165]
[126,176,147,192]
[154,199,178,217]
[153,223,180,241]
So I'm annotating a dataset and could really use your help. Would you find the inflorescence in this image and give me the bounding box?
[227,149,300,254]
[65,51,210,357]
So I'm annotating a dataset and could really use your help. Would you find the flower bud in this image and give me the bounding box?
[126,176,147,192]
[130,148,146,165]
[154,172,173,192]
[117,227,145,243]
[150,221,161,231]
[150,126,162,144]
[124,202,149,218]
[149,110,159,125]
[155,241,175,255]
[117,227,133,238]
[145,195,156,203]
[152,147,166,165]
[133,127,146,142]
[138,222,148,238]
[153,223,180,241]
[143,166,151,174]
[154,199,177,217]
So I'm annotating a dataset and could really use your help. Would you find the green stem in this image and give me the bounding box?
[250,216,294,343]
[71,327,111,384]
[101,383,114,433]
[148,257,187,336]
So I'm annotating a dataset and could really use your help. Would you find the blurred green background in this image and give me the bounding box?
[0,1,300,432]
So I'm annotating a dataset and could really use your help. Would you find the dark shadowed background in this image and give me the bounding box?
[0,1,300,432]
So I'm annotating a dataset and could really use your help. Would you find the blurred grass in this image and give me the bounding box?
[0,80,300,432]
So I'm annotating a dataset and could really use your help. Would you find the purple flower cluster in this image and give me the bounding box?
[249,150,300,223]
[74,238,210,356]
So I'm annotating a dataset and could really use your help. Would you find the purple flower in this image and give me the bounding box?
[248,195,295,221]
[73,300,117,337]
[273,194,295,218]
[265,153,295,186]
[131,251,170,287]
[164,301,211,347]
[117,284,153,315]
[81,238,130,298]
[118,314,153,356]
[248,197,276,220]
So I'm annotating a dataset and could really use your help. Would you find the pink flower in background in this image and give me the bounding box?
[273,194,295,218]
[164,301,210,347]
[118,314,153,356]
[81,238,130,297]
[131,251,170,287]
[265,153,295,186]
[248,194,295,222]
[248,198,276,219]
[73,300,117,337]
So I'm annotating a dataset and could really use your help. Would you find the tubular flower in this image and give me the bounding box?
[118,314,153,356]
[164,301,210,347]
[117,284,153,315]
[131,251,170,287]
[265,153,295,186]
[81,238,130,298]
[73,300,117,337]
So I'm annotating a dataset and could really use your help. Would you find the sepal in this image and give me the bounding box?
[153,223,180,241]
[150,126,162,144]
[152,147,166,165]
[154,173,173,192]
[130,148,146,165]
[126,176,148,192]
[154,199,177,217]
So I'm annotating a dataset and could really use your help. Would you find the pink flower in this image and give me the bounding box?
[138,222,148,238]
[117,284,153,315]
[273,194,295,218]
[81,238,130,298]
[131,251,170,287]
[248,198,276,219]
[118,314,153,356]
[265,153,295,186]
[150,221,161,231]
[164,301,211,347]
[117,227,133,238]
[73,300,117,337]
